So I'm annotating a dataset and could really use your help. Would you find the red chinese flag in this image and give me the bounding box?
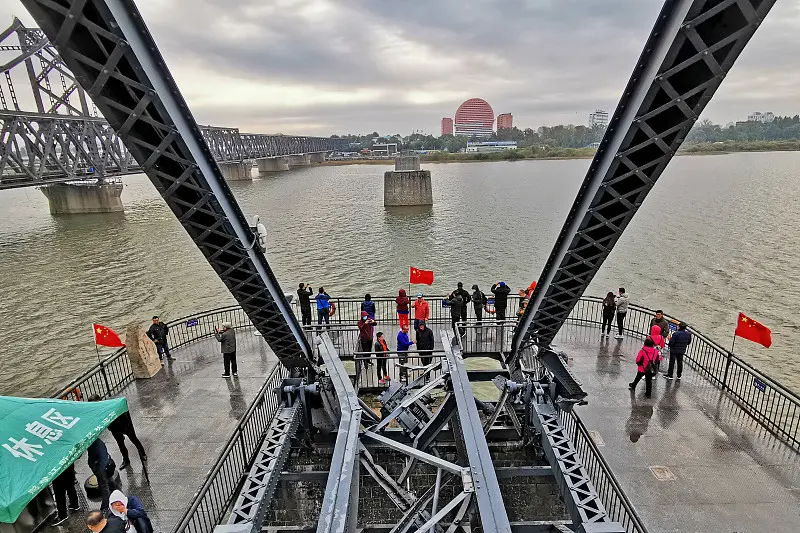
[526,280,537,296]
[409,266,434,285]
[93,323,125,348]
[734,313,772,348]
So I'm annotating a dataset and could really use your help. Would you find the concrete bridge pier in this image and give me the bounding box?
[309,152,326,164]
[218,161,251,181]
[41,181,124,214]
[288,154,311,167]
[384,156,433,206]
[256,157,290,172]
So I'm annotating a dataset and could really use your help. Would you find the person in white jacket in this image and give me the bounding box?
[614,288,629,339]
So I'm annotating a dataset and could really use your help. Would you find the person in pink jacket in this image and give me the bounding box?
[629,337,658,398]
[648,324,666,371]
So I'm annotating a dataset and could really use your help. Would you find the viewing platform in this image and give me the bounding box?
[35,296,800,533]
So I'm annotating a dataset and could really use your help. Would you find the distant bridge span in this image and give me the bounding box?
[0,18,346,191]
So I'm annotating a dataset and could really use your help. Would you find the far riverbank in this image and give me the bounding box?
[318,139,800,166]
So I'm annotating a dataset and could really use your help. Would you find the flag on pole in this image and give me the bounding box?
[93,324,125,348]
[734,313,772,348]
[409,267,434,285]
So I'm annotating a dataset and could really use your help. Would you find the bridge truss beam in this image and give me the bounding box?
[20,0,312,366]
[514,0,778,352]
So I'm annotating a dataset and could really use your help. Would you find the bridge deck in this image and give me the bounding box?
[554,323,800,533]
[45,329,277,533]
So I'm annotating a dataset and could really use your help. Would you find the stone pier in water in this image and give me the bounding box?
[384,155,433,206]
[41,181,124,215]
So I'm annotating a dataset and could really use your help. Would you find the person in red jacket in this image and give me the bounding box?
[629,337,658,398]
[412,293,430,331]
[396,289,410,329]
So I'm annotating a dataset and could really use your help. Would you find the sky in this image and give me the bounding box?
[3,0,800,136]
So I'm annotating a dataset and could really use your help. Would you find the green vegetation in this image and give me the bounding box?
[679,140,800,154]
[422,145,597,162]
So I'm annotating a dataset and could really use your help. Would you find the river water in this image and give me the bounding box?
[1,152,799,396]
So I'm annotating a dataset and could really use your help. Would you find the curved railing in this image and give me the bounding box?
[568,296,800,451]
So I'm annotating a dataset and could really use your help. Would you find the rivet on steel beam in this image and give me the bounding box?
[656,76,663,81]
[675,98,681,102]
[702,50,708,55]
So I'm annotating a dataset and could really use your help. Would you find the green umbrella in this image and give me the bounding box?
[0,396,128,522]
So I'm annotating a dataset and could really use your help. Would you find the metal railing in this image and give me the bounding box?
[53,348,132,400]
[172,363,287,533]
[566,296,800,451]
[560,410,648,533]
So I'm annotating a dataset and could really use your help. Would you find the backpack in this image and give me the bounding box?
[643,349,657,375]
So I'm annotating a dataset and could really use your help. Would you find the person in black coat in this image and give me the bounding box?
[446,292,464,337]
[471,285,487,324]
[297,283,313,326]
[454,282,472,323]
[491,282,511,322]
[146,316,173,362]
[87,438,117,514]
[664,322,692,380]
[51,463,79,525]
[89,394,146,469]
[416,321,435,366]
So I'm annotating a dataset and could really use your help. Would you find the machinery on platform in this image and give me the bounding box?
[13,0,777,530]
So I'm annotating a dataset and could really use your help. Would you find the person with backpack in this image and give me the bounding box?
[601,292,616,338]
[471,284,488,324]
[454,282,472,323]
[629,337,659,398]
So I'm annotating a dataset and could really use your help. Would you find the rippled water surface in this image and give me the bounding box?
[1,152,799,395]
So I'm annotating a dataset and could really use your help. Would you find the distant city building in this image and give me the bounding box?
[371,143,398,156]
[589,109,609,128]
[441,117,453,136]
[497,113,513,130]
[747,111,775,123]
[466,141,517,153]
[454,98,495,137]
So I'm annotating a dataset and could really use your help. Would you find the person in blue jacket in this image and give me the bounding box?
[110,490,153,533]
[361,293,376,320]
[664,322,692,380]
[397,324,415,384]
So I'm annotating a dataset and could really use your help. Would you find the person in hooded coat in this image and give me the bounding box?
[629,337,658,398]
[454,282,471,323]
[396,289,410,329]
[446,291,464,336]
[647,324,666,372]
[490,282,511,321]
[601,292,616,338]
[471,285,488,324]
[109,490,153,533]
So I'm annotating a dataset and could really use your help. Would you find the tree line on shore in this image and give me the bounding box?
[328,114,800,157]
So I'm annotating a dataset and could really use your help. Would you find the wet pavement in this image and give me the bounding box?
[44,328,277,533]
[554,323,800,533]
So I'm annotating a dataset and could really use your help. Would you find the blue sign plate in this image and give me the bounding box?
[186,318,199,328]
[753,377,766,393]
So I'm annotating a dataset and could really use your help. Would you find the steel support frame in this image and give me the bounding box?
[222,405,301,533]
[514,0,778,351]
[21,0,312,367]
[529,402,623,532]
[316,335,362,533]
[440,331,512,533]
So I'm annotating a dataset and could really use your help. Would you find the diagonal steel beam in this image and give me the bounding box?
[440,331,511,533]
[513,0,778,353]
[20,0,313,367]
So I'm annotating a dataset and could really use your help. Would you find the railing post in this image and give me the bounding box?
[99,360,112,397]
[722,351,733,391]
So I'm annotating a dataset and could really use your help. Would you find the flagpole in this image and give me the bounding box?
[93,324,112,396]
[92,324,102,364]
[730,334,737,355]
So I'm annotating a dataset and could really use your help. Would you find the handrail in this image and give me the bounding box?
[172,363,286,533]
[560,410,649,533]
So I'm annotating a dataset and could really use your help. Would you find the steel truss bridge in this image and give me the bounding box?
[17,0,777,531]
[0,18,346,190]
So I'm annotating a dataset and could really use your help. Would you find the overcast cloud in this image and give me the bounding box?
[4,0,800,135]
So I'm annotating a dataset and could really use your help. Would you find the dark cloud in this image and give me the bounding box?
[5,1,800,134]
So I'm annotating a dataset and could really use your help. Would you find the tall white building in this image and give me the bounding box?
[747,111,775,123]
[589,109,609,128]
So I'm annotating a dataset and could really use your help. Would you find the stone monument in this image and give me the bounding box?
[384,155,433,206]
[125,323,162,378]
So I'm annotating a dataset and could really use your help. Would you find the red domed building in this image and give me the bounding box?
[454,98,494,138]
